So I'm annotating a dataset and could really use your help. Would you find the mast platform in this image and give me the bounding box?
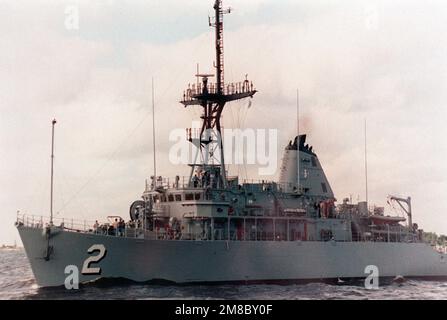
[181,80,256,106]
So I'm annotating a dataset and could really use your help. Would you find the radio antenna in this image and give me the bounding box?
[152,77,157,181]
[364,119,368,204]
[296,89,300,190]
[50,119,56,225]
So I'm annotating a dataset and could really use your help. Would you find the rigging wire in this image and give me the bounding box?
[57,39,209,213]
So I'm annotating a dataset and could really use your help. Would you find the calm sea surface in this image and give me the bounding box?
[1,249,447,300]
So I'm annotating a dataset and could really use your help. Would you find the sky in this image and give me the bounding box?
[1,0,447,245]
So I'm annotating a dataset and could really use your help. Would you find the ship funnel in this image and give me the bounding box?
[279,135,334,198]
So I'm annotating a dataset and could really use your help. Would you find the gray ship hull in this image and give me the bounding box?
[18,225,447,287]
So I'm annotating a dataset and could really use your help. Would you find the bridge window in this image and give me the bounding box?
[321,182,327,193]
[185,193,194,200]
[195,193,201,200]
[168,194,174,202]
[175,194,182,201]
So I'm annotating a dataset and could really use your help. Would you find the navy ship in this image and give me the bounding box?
[16,0,447,287]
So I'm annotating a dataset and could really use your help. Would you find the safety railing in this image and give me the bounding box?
[16,213,150,240]
[145,176,198,191]
[144,176,299,193]
[16,213,419,244]
[16,213,98,232]
[182,80,255,102]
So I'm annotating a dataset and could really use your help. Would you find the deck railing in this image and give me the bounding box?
[15,213,153,239]
[144,176,302,194]
[15,213,422,245]
[182,80,255,102]
[16,213,97,232]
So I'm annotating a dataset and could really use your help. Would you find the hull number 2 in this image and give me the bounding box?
[81,244,107,275]
[65,244,107,289]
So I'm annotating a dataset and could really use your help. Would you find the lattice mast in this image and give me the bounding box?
[181,0,257,188]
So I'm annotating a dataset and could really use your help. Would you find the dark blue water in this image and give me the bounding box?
[2,249,447,300]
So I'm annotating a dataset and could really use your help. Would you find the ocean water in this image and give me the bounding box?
[1,249,447,300]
